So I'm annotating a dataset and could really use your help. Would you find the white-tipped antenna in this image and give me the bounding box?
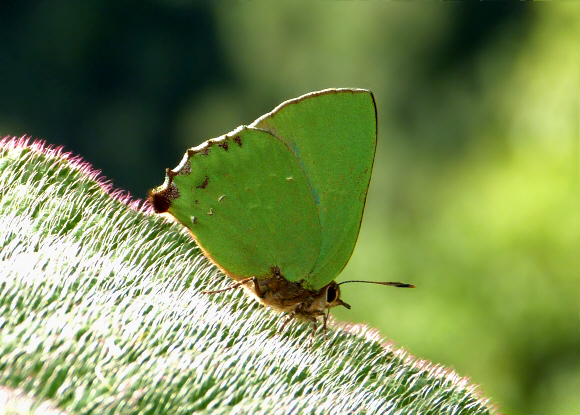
[338,280,415,288]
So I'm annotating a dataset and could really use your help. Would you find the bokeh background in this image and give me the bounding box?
[1,2,577,414]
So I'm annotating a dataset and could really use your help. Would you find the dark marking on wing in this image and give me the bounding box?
[148,182,179,213]
[196,175,209,189]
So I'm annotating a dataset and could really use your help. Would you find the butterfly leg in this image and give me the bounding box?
[322,310,330,341]
[201,276,257,294]
[278,313,295,333]
[250,277,263,298]
[311,319,318,337]
[306,319,319,347]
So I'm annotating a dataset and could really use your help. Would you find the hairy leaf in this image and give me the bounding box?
[0,137,495,415]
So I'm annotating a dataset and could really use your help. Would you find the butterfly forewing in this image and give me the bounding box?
[166,126,322,282]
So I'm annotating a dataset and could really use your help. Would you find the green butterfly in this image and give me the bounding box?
[149,89,413,332]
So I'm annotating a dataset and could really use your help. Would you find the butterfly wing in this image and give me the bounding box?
[152,126,322,282]
[252,89,377,290]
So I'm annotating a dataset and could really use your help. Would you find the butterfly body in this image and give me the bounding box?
[238,272,350,322]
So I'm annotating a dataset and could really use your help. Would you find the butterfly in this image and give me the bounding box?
[149,89,413,334]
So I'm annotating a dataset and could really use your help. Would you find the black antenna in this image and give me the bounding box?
[338,280,415,288]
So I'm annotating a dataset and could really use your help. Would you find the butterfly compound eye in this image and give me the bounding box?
[326,285,338,303]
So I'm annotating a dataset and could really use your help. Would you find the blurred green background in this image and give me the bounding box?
[0,2,577,414]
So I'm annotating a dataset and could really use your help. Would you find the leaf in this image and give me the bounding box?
[0,137,496,415]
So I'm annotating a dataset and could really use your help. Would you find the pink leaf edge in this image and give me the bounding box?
[1,135,153,214]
